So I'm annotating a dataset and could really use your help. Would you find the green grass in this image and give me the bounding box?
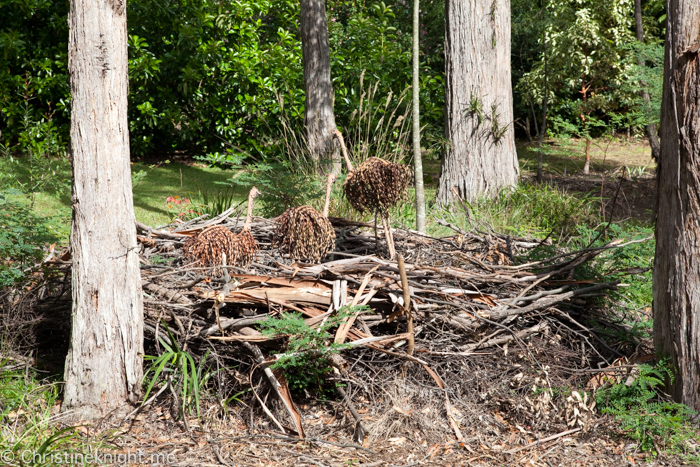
[517,138,655,176]
[0,357,111,466]
[130,161,247,227]
[0,158,248,238]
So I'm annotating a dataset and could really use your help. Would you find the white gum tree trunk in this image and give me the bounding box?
[63,0,144,420]
[437,0,519,205]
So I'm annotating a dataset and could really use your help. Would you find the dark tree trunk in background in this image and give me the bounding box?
[437,0,519,205]
[300,0,341,175]
[635,0,661,160]
[652,0,700,411]
[63,0,144,420]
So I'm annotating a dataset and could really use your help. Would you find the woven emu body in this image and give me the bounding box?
[344,157,410,215]
[333,129,410,259]
[273,206,335,263]
[182,225,258,270]
[182,187,261,272]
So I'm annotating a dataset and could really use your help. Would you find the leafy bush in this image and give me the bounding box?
[259,306,362,393]
[596,361,699,458]
[0,191,58,287]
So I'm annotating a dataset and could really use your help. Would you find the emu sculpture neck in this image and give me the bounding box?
[335,131,354,172]
[323,175,334,217]
[244,190,256,231]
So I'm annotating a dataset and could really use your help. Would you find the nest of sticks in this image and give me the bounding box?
[273,206,336,263]
[3,211,653,463]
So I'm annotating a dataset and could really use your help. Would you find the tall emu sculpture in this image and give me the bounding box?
[332,129,410,259]
[183,186,261,271]
[273,174,337,263]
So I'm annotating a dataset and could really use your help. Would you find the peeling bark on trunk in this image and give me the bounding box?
[300,0,341,175]
[635,0,661,160]
[412,0,426,233]
[437,0,518,205]
[63,0,144,420]
[652,0,700,411]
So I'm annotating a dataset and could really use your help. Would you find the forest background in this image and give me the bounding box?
[0,0,666,165]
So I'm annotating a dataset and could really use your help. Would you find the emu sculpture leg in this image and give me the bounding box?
[381,213,396,260]
[374,212,379,252]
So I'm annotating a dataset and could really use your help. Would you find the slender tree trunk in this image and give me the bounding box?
[63,0,144,420]
[437,0,518,205]
[635,0,661,160]
[652,0,700,411]
[537,19,548,184]
[412,0,426,233]
[300,0,341,175]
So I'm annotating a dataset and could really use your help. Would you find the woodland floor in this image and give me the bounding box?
[4,139,696,467]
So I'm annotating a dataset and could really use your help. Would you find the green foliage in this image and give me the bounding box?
[460,183,598,240]
[259,306,363,393]
[0,359,102,467]
[0,191,58,287]
[143,324,214,419]
[511,0,666,140]
[0,1,70,146]
[596,361,699,458]
[0,77,70,208]
[569,223,654,341]
[1,0,444,160]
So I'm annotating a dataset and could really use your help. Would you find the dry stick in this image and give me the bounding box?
[242,341,304,438]
[462,322,549,352]
[397,255,414,355]
[335,384,368,444]
[504,427,581,454]
[335,265,379,344]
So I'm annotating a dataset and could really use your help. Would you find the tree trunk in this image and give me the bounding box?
[300,0,341,175]
[412,0,426,233]
[652,0,700,411]
[635,0,661,160]
[437,0,518,205]
[63,0,144,420]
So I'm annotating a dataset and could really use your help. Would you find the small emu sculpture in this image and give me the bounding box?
[183,186,261,271]
[332,129,410,259]
[273,174,337,263]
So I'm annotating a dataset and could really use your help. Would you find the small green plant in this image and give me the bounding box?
[0,191,59,287]
[468,93,485,126]
[595,361,699,459]
[259,306,364,393]
[490,103,509,143]
[0,359,104,466]
[143,324,214,419]
[193,184,239,219]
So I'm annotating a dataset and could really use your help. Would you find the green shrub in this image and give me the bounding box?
[259,306,362,393]
[438,182,598,240]
[0,191,58,287]
[596,361,699,459]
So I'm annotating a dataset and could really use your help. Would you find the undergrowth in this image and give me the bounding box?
[596,361,699,460]
[0,358,110,466]
[0,190,58,287]
[259,306,361,394]
[143,324,215,419]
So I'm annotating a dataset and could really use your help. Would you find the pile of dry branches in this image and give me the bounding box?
[5,207,651,460]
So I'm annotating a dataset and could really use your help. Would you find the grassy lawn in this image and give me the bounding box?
[0,137,653,243]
